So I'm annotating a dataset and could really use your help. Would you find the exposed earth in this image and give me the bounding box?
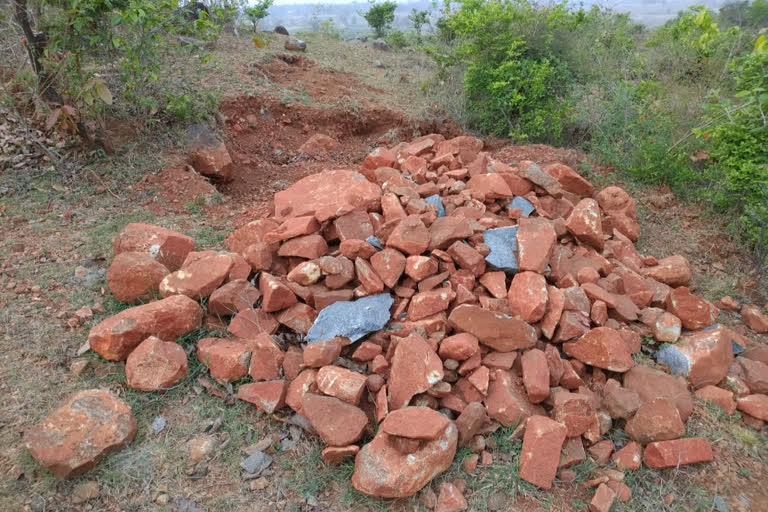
[1,32,767,512]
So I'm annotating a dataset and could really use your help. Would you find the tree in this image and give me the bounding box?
[364,0,396,38]
[244,0,273,32]
[409,8,430,43]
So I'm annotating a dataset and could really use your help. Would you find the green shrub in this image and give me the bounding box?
[385,30,408,50]
[364,0,397,38]
[244,0,274,32]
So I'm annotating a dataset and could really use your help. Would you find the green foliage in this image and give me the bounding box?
[364,0,397,38]
[316,18,342,39]
[409,8,430,43]
[244,0,274,32]
[385,29,408,50]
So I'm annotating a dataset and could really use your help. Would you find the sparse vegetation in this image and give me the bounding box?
[363,0,397,38]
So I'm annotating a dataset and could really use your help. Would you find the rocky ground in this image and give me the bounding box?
[2,32,767,512]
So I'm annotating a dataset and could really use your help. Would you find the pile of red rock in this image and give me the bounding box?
[24,134,768,510]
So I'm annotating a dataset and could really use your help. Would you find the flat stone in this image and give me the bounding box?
[24,390,137,478]
[197,338,252,382]
[208,280,261,316]
[389,333,444,410]
[306,293,393,343]
[237,380,287,414]
[641,255,691,287]
[448,305,537,353]
[316,365,367,404]
[643,438,713,468]
[483,226,518,272]
[518,415,567,490]
[517,217,556,273]
[241,450,273,476]
[381,407,450,440]
[302,393,368,446]
[274,169,381,222]
[563,327,634,372]
[507,271,549,323]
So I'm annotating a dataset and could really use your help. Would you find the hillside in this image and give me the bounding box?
[2,6,768,512]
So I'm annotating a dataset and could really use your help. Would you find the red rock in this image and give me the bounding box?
[333,210,374,242]
[577,267,600,284]
[225,219,279,254]
[625,398,685,444]
[208,280,261,316]
[387,216,430,255]
[264,216,319,244]
[447,241,486,276]
[303,338,343,367]
[302,393,368,446]
[316,365,368,404]
[718,296,740,311]
[361,147,397,172]
[736,394,768,420]
[560,437,587,469]
[352,410,457,498]
[483,351,518,370]
[237,380,287,413]
[197,338,251,381]
[455,401,488,446]
[259,273,297,312]
[465,173,513,199]
[389,333,444,410]
[322,445,360,465]
[369,248,406,288]
[566,198,604,250]
[286,261,321,286]
[607,481,632,503]
[540,287,565,340]
[736,358,768,393]
[596,186,639,242]
[405,256,439,281]
[543,163,594,197]
[741,305,768,333]
[467,366,489,396]
[519,415,567,490]
[439,333,479,361]
[479,272,507,299]
[248,333,285,381]
[612,442,642,470]
[507,271,548,323]
[24,389,137,478]
[227,308,278,338]
[623,366,693,421]
[602,379,641,419]
[581,283,616,308]
[351,257,382,295]
[107,252,169,303]
[113,223,194,271]
[125,336,187,391]
[521,349,549,404]
[191,141,232,181]
[695,385,736,414]
[448,305,536,352]
[517,217,557,273]
[274,170,381,222]
[590,483,616,512]
[428,216,474,251]
[485,370,544,427]
[643,438,713,468]
[653,312,681,343]
[381,407,451,440]
[89,295,201,361]
[278,234,328,260]
[285,369,317,415]
[243,242,273,271]
[590,300,608,326]
[436,482,468,512]
[324,257,355,289]
[352,341,382,362]
[588,440,614,464]
[552,392,595,437]
[408,288,455,321]
[665,287,719,330]
[675,327,734,389]
[563,327,634,372]
[381,193,407,223]
[641,255,691,287]
[283,346,304,380]
[158,253,232,300]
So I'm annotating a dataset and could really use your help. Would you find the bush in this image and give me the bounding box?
[244,0,274,32]
[364,1,397,38]
[385,30,408,50]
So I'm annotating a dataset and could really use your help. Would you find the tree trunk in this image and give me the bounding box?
[13,0,105,150]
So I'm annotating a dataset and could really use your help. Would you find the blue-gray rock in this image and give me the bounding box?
[508,196,534,217]
[713,496,729,512]
[152,416,167,434]
[366,235,383,249]
[241,450,272,476]
[306,293,394,344]
[483,226,519,272]
[656,344,690,375]
[426,194,446,218]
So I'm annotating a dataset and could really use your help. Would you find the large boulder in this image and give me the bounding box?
[24,390,137,478]
[88,295,202,361]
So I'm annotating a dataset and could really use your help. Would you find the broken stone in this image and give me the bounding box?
[306,293,393,343]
